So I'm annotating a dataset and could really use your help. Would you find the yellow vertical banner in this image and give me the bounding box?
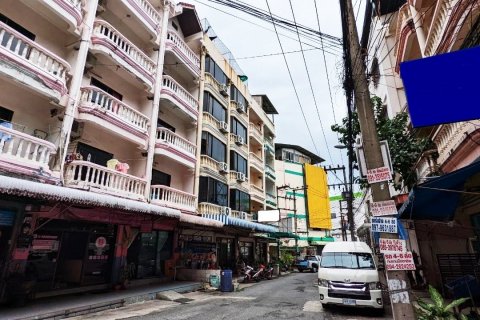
[305,164,332,229]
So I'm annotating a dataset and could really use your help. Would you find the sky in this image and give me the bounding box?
[191,0,366,189]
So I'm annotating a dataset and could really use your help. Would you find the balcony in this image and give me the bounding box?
[424,0,452,56]
[78,86,149,147]
[264,138,275,154]
[250,184,265,202]
[229,133,248,156]
[198,202,224,215]
[165,30,201,77]
[202,112,228,140]
[160,75,199,121]
[0,124,56,180]
[21,0,83,35]
[204,73,228,106]
[231,210,254,221]
[155,128,196,168]
[266,193,277,207]
[230,101,248,123]
[64,160,146,201]
[0,21,70,102]
[249,123,263,144]
[249,152,264,172]
[200,155,228,181]
[228,171,248,186]
[150,185,196,213]
[119,0,161,38]
[265,164,276,181]
[90,20,156,89]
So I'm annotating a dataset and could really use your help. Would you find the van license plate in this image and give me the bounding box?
[342,299,356,305]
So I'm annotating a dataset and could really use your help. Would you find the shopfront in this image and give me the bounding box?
[26,219,115,292]
[216,237,235,270]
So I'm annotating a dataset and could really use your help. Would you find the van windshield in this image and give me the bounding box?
[320,252,375,270]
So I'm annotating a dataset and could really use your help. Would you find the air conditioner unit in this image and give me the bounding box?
[236,102,246,114]
[218,121,229,133]
[236,172,246,182]
[235,135,244,145]
[70,121,84,139]
[218,162,228,173]
[239,211,247,220]
[220,206,231,216]
[219,84,229,97]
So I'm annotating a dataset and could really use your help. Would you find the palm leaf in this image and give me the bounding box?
[416,299,435,312]
[444,297,469,312]
[428,285,444,309]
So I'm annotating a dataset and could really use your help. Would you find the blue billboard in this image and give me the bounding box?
[400,46,480,128]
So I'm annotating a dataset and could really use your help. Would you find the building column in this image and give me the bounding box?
[409,5,427,57]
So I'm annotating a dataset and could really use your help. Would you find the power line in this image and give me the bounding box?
[264,0,319,155]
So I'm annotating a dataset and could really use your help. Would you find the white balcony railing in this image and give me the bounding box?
[433,121,478,165]
[228,171,248,184]
[231,210,253,221]
[201,155,222,173]
[251,184,265,201]
[0,21,70,95]
[249,152,264,171]
[64,160,146,200]
[265,164,276,179]
[150,185,196,212]
[0,124,56,173]
[161,75,199,118]
[125,0,161,32]
[166,30,200,75]
[79,86,149,133]
[249,123,263,142]
[92,20,155,84]
[266,193,277,206]
[204,73,229,104]
[202,112,226,135]
[424,0,452,56]
[229,133,248,154]
[156,127,196,158]
[198,202,223,215]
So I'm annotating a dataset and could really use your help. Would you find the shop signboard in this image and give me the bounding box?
[379,238,406,254]
[371,217,397,233]
[384,252,416,271]
[371,200,398,217]
[366,166,392,184]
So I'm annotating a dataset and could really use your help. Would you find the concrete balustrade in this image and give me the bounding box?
[150,185,196,212]
[156,127,196,158]
[161,75,199,120]
[166,30,200,75]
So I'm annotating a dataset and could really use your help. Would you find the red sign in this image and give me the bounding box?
[367,166,392,184]
[384,252,416,271]
[371,200,398,217]
[379,238,406,253]
[95,236,107,249]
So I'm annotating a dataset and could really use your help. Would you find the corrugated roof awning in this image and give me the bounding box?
[0,176,180,218]
[202,214,278,233]
[179,213,224,228]
[398,160,480,221]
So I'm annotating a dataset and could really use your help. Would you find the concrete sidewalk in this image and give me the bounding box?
[0,281,201,320]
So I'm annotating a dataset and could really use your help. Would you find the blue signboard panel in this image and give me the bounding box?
[400,46,480,128]
[0,209,15,226]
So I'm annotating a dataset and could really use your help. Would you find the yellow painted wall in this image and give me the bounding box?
[305,164,332,229]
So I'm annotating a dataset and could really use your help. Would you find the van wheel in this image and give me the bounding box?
[312,266,318,273]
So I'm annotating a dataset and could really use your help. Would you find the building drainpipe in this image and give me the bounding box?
[193,46,206,212]
[144,1,172,199]
[57,0,98,183]
[409,4,427,57]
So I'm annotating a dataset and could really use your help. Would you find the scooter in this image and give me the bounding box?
[261,264,274,280]
[240,262,255,283]
[252,264,265,282]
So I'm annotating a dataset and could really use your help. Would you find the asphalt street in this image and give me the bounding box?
[73,272,392,320]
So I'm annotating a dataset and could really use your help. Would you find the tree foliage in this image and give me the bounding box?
[415,285,469,320]
[331,96,429,191]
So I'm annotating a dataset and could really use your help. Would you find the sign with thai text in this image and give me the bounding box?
[379,238,406,254]
[371,217,397,233]
[367,166,392,183]
[371,200,398,217]
[384,252,416,271]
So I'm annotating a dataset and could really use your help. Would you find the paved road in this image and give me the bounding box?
[75,272,391,320]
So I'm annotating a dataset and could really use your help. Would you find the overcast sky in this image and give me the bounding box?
[191,0,366,189]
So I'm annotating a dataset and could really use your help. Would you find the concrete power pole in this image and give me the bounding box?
[341,0,415,318]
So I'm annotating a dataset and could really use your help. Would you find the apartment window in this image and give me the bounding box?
[151,169,171,187]
[199,176,228,207]
[230,189,250,212]
[76,142,113,166]
[91,78,123,101]
[201,131,226,163]
[0,13,35,41]
[239,241,253,264]
[203,92,226,122]
[230,85,248,107]
[230,151,247,175]
[0,107,13,123]
[205,55,227,85]
[171,21,178,31]
[157,118,175,132]
[230,117,247,141]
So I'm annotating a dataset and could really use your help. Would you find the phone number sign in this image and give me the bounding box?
[379,238,406,253]
[384,252,416,271]
[371,217,397,233]
[367,166,392,184]
[371,200,398,217]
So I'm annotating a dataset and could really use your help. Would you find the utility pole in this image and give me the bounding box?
[341,0,415,318]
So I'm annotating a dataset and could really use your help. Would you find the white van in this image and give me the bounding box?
[318,241,383,310]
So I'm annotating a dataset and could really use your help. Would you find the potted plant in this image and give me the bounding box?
[415,285,470,320]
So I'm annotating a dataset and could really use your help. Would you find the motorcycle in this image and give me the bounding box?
[261,264,274,280]
[252,264,265,282]
[240,261,255,283]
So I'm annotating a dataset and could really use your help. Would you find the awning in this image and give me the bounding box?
[269,232,299,239]
[202,214,278,233]
[0,176,180,218]
[398,160,480,220]
[179,213,224,228]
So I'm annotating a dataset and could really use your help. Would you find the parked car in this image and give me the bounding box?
[296,255,321,273]
[318,242,384,313]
